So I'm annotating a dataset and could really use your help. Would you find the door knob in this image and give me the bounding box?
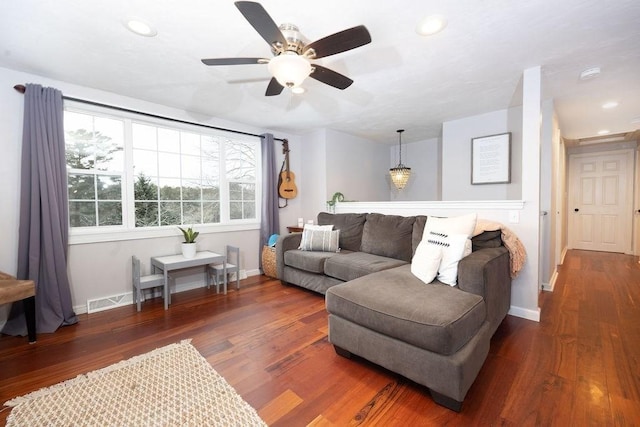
[574,208,579,212]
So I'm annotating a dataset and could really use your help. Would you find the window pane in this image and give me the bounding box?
[182,184,201,200]
[66,129,95,170]
[158,128,179,153]
[203,202,220,223]
[132,123,157,150]
[181,132,200,155]
[69,201,96,227]
[93,117,124,171]
[68,174,95,200]
[202,185,219,201]
[242,183,255,199]
[158,152,181,178]
[229,182,242,201]
[97,175,121,200]
[243,201,255,219]
[181,155,201,179]
[183,202,202,224]
[159,178,181,200]
[159,202,181,226]
[135,201,158,227]
[98,201,122,226]
[229,202,242,220]
[133,149,158,177]
[226,141,256,181]
[134,174,158,201]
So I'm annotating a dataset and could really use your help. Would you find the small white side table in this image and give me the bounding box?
[151,250,226,309]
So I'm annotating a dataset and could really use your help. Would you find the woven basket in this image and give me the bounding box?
[262,246,277,278]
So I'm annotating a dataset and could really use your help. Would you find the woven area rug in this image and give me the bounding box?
[4,339,267,426]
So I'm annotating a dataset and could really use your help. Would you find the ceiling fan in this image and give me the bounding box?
[201,1,372,96]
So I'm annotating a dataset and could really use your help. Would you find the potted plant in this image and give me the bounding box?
[178,226,199,259]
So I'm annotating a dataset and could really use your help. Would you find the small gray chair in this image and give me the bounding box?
[132,256,165,311]
[208,245,240,293]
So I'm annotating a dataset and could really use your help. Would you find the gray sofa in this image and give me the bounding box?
[275,212,511,411]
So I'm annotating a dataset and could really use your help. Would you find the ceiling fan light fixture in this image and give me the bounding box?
[390,129,411,190]
[268,52,311,88]
[291,86,306,94]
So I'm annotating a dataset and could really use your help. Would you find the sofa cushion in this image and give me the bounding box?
[360,213,416,262]
[412,215,428,256]
[324,252,407,282]
[318,212,367,252]
[284,249,344,274]
[326,265,486,355]
[472,230,502,251]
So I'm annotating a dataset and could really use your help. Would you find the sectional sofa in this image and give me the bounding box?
[275,212,513,411]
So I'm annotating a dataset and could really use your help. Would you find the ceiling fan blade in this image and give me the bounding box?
[265,77,284,96]
[201,57,267,66]
[235,1,287,47]
[304,25,371,59]
[310,65,353,90]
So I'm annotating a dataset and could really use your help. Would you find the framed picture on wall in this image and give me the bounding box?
[471,132,511,184]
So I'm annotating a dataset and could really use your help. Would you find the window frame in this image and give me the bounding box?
[64,102,262,245]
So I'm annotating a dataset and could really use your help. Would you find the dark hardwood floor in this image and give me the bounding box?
[1,249,639,425]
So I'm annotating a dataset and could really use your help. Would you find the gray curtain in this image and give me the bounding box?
[259,133,280,269]
[2,84,78,336]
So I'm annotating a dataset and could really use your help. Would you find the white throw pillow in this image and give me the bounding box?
[299,225,340,252]
[436,234,472,286]
[423,213,477,239]
[421,213,477,286]
[411,238,443,284]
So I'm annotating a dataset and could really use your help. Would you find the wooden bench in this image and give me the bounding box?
[0,271,36,343]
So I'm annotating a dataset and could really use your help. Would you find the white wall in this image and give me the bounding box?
[0,66,299,314]
[442,108,523,201]
[299,129,328,223]
[389,137,441,201]
[298,128,389,224]
[325,129,389,202]
[540,99,555,289]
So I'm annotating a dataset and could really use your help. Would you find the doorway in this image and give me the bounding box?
[567,149,634,253]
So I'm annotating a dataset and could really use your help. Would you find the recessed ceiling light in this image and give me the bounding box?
[597,129,610,135]
[291,87,305,94]
[416,15,447,36]
[579,67,601,80]
[125,19,157,37]
[602,101,619,109]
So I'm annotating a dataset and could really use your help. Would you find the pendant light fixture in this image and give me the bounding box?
[390,129,411,190]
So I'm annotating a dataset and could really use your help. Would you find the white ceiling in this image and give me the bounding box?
[1,0,639,144]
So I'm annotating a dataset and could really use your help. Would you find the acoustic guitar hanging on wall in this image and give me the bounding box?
[278,140,298,199]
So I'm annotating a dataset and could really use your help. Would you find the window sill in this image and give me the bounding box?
[69,222,260,245]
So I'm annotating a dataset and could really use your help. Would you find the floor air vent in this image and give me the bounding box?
[87,292,132,314]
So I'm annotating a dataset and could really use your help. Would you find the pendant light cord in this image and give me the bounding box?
[397,129,405,165]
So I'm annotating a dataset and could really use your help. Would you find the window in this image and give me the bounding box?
[63,104,260,240]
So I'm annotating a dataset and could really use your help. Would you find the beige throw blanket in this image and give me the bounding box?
[474,219,527,278]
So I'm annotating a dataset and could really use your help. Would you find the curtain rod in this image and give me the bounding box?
[13,84,287,143]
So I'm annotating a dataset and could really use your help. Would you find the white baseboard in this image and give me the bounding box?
[508,305,541,322]
[542,269,558,292]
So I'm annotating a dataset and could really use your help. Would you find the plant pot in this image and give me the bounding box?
[182,243,196,259]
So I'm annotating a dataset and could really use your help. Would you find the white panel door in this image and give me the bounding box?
[568,150,633,253]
